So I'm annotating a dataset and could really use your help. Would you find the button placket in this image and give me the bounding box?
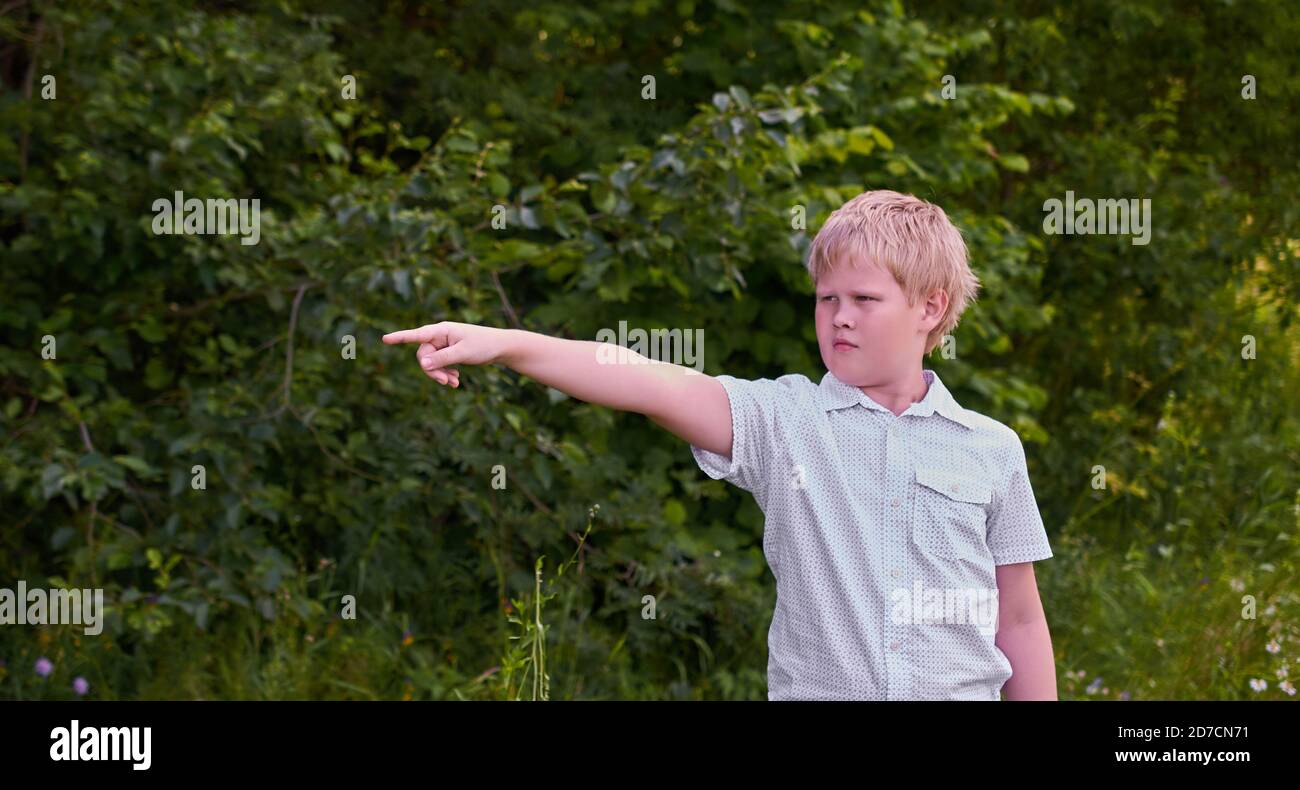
[883,414,910,699]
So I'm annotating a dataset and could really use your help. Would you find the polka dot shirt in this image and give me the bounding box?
[690,369,1053,700]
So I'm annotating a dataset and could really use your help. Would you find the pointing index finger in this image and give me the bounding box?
[382,324,440,345]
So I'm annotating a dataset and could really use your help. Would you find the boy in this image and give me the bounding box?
[383,189,1056,701]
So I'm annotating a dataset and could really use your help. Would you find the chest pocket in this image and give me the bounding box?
[911,466,993,561]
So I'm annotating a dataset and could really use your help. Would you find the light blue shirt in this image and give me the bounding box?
[690,369,1053,700]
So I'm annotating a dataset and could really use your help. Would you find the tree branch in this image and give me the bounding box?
[280,283,309,410]
[490,268,524,329]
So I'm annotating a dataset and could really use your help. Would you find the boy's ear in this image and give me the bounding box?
[921,288,949,331]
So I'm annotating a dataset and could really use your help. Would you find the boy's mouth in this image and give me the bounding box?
[832,337,858,351]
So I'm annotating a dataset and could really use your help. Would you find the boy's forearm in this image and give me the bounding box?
[497,328,688,416]
[995,615,1057,700]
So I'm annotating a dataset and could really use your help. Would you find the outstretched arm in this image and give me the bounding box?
[382,322,734,457]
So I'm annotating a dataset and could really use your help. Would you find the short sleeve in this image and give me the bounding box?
[689,375,781,505]
[986,433,1053,565]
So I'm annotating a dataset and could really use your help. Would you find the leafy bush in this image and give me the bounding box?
[2,0,1296,700]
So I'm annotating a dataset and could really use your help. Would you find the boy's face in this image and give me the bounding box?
[814,260,947,386]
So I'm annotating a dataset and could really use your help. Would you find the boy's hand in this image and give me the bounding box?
[381,321,510,388]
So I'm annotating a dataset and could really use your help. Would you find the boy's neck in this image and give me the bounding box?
[856,367,929,417]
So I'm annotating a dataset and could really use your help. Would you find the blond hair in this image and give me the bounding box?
[806,190,980,354]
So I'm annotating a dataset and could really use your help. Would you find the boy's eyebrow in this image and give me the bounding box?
[815,288,885,298]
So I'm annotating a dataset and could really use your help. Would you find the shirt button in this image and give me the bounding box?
[891,498,901,507]
[890,641,900,651]
[891,569,900,579]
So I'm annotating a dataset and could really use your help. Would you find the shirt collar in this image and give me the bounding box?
[818,369,979,430]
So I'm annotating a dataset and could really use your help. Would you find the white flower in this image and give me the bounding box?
[1281,681,1296,696]
[1266,639,1282,654]
[1249,678,1268,692]
[1229,578,1245,593]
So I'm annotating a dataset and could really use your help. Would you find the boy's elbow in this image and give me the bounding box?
[644,374,733,456]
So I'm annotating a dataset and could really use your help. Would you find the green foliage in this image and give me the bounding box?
[1,0,1296,700]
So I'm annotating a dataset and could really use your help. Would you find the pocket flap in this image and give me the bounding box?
[915,467,992,505]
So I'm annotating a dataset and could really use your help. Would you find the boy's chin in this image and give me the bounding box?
[827,355,908,388]
[824,356,870,383]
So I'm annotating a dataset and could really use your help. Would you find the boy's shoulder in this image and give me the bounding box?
[713,371,823,410]
[949,403,1021,442]
[945,405,1034,480]
[717,371,818,389]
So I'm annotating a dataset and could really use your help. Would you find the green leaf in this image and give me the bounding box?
[846,127,876,156]
[868,126,894,150]
[325,141,349,162]
[663,499,687,526]
[592,184,617,214]
[113,455,157,478]
[559,442,588,466]
[445,133,478,153]
[998,154,1030,173]
[144,358,171,389]
[133,316,167,343]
